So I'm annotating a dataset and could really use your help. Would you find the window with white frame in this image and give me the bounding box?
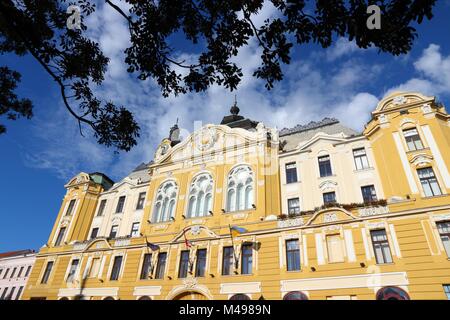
[187,174,213,218]
[96,199,107,216]
[110,256,123,281]
[361,185,377,203]
[417,167,442,197]
[152,181,178,223]
[403,128,424,151]
[285,162,298,183]
[65,199,76,216]
[436,221,450,258]
[66,259,79,283]
[443,285,450,300]
[130,222,140,237]
[41,261,54,284]
[370,229,393,264]
[109,225,118,239]
[136,192,146,210]
[115,196,126,213]
[353,148,370,170]
[54,227,66,246]
[226,165,254,212]
[287,198,300,215]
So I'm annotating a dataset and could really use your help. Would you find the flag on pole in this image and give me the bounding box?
[183,228,193,248]
[230,225,248,238]
[146,241,160,251]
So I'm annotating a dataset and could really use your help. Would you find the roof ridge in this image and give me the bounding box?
[279,117,340,137]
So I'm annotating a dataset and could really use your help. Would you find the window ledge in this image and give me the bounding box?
[421,194,448,200]
[223,208,256,214]
[353,167,374,173]
[318,175,336,179]
[183,215,213,220]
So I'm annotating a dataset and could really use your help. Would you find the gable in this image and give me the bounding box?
[306,208,357,226]
[374,91,434,114]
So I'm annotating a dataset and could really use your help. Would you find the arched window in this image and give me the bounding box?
[103,296,115,300]
[226,166,254,212]
[186,174,213,218]
[138,296,152,300]
[152,181,178,223]
[59,297,69,301]
[229,294,251,300]
[376,286,410,300]
[283,291,308,300]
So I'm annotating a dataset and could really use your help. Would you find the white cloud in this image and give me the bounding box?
[23,5,450,183]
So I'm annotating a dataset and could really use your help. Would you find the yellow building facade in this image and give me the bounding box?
[22,92,450,300]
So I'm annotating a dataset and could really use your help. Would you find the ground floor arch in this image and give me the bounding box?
[172,291,209,300]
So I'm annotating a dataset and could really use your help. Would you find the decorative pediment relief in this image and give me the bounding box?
[171,224,220,243]
[374,91,434,114]
[298,133,347,151]
[409,153,433,167]
[65,172,90,188]
[305,208,356,226]
[318,180,338,192]
[152,124,270,166]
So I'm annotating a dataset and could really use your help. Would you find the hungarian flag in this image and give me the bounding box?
[183,229,193,248]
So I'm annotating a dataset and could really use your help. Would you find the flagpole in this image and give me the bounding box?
[228,224,238,270]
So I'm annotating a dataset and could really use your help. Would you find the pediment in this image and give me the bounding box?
[374,91,434,114]
[152,123,272,166]
[171,224,220,243]
[298,133,347,151]
[65,172,90,188]
[306,208,357,226]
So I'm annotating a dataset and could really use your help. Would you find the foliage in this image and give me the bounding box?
[0,0,437,150]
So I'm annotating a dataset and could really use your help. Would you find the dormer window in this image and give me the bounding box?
[403,128,424,151]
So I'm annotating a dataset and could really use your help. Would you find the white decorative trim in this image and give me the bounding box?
[432,213,450,222]
[361,228,371,260]
[388,224,402,258]
[220,282,261,294]
[422,125,450,188]
[344,230,356,262]
[58,287,119,297]
[392,132,419,193]
[315,233,325,265]
[280,272,408,291]
[133,286,162,296]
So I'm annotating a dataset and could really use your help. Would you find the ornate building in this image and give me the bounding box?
[22,92,450,300]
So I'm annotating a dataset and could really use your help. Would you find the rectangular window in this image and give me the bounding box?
[155,253,167,279]
[10,267,17,279]
[323,192,336,204]
[115,196,126,213]
[286,239,301,271]
[65,199,76,216]
[0,288,8,300]
[178,251,190,278]
[285,162,298,184]
[7,287,15,300]
[222,247,234,276]
[54,227,66,246]
[24,266,31,277]
[110,256,123,281]
[195,249,207,277]
[287,198,300,215]
[418,167,442,197]
[443,285,450,300]
[88,258,101,278]
[109,225,118,239]
[136,192,146,210]
[17,267,24,278]
[66,259,79,283]
[437,221,450,258]
[361,185,377,203]
[326,235,345,263]
[140,254,153,280]
[41,261,54,284]
[90,228,99,239]
[3,268,9,279]
[130,222,140,237]
[97,199,107,216]
[241,244,253,275]
[15,286,24,300]
[318,155,332,177]
[353,148,370,170]
[370,229,393,264]
[403,128,424,151]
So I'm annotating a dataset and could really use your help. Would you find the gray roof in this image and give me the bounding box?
[280,118,359,152]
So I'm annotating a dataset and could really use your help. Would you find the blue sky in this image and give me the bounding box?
[1,1,450,252]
